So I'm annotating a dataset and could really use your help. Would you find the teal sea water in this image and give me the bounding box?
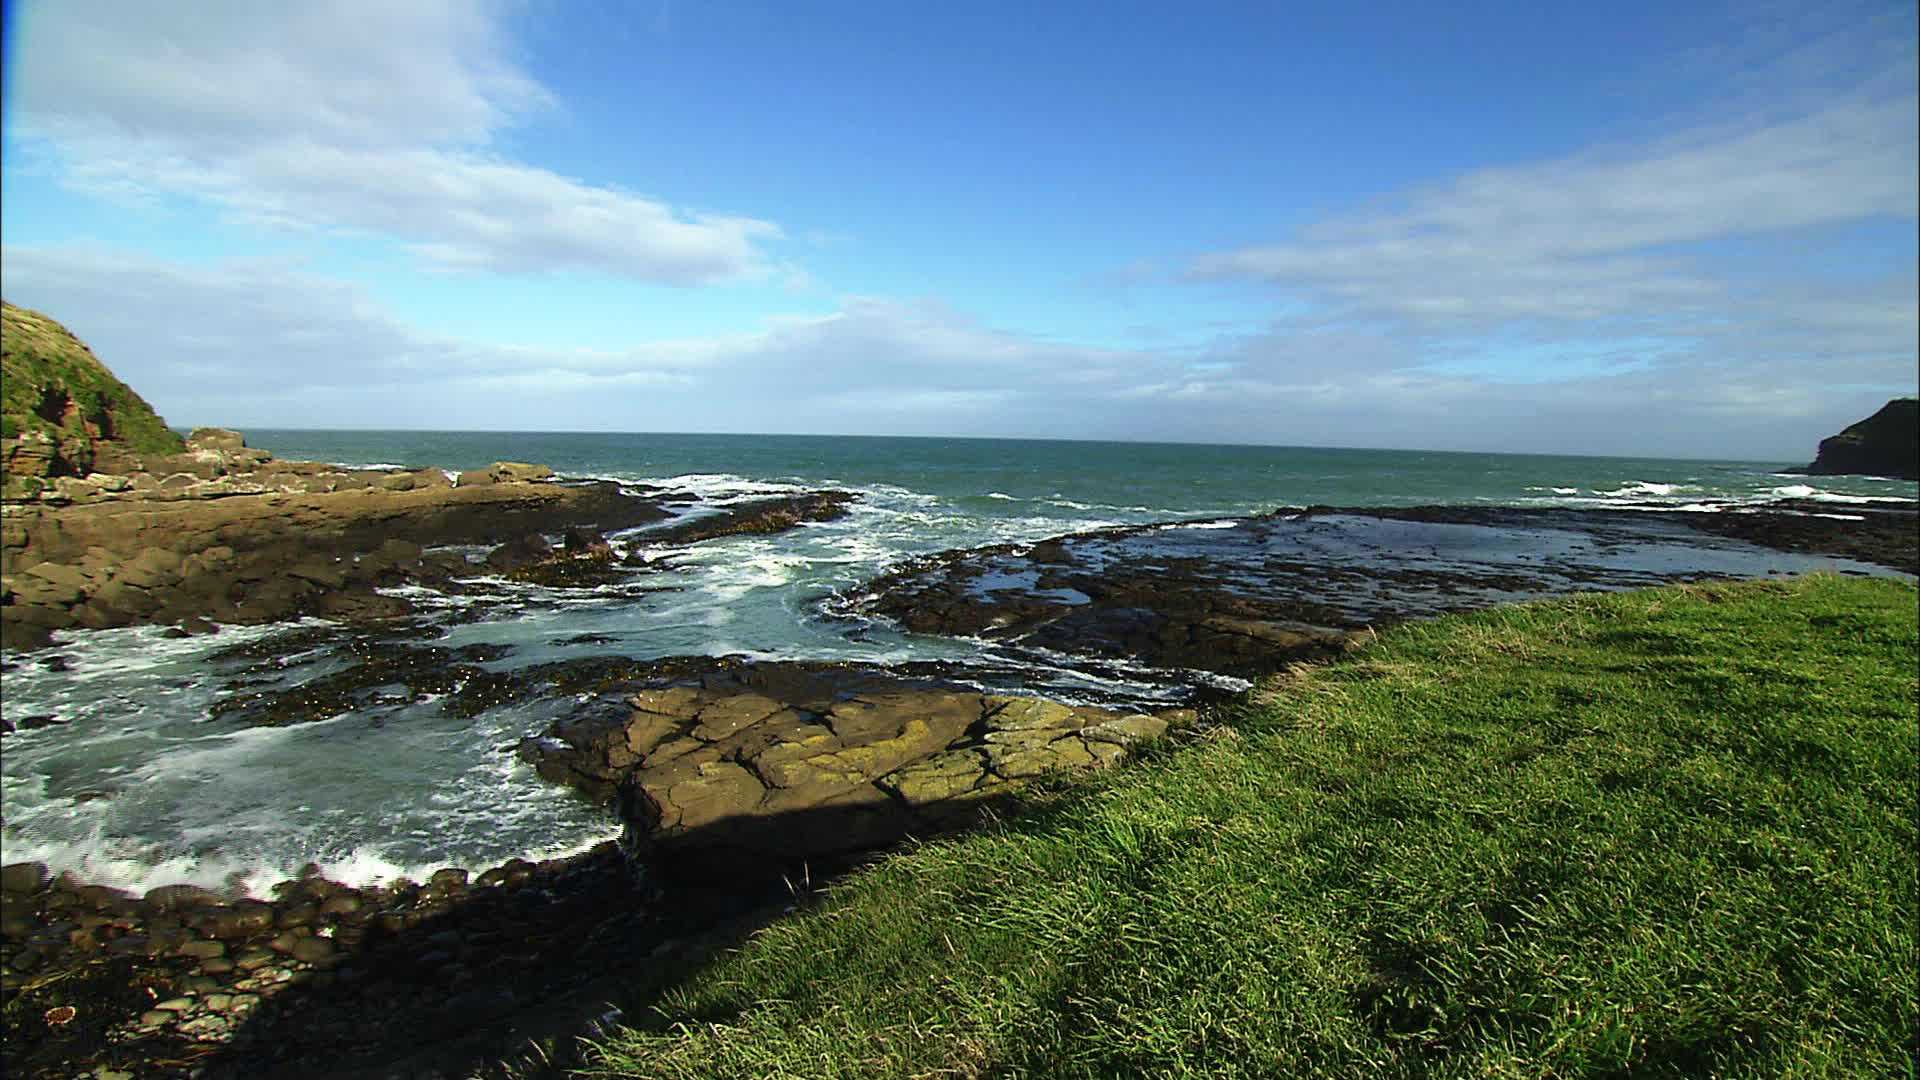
[4,432,1913,897]
[237,429,1917,518]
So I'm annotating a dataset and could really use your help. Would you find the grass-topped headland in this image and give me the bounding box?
[574,574,1917,1078]
[1,301,184,496]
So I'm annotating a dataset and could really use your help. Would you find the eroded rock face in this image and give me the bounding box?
[517,663,1187,879]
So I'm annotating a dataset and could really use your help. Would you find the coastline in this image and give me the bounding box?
[2,434,1916,1077]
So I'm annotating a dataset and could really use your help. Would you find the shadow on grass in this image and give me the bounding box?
[188,786,1055,1080]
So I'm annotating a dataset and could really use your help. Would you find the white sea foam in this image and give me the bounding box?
[1596,481,1686,498]
[1768,484,1911,504]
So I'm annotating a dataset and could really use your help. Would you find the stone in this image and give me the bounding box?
[828,691,983,743]
[175,938,227,960]
[138,1009,174,1029]
[650,761,767,831]
[628,686,709,718]
[206,904,275,938]
[20,561,88,604]
[186,428,247,453]
[986,736,1097,779]
[624,710,691,758]
[691,693,785,740]
[485,533,552,572]
[1082,713,1169,746]
[880,749,990,806]
[287,559,348,589]
[1,862,48,893]
[984,695,1081,732]
[290,936,336,964]
[427,867,469,894]
[487,461,553,484]
[234,946,276,971]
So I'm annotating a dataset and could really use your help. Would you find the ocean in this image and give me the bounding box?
[3,432,1913,897]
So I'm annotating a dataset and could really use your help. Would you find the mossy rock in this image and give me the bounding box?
[1,301,185,485]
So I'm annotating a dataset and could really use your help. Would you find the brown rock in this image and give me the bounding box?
[650,761,767,831]
[691,693,785,740]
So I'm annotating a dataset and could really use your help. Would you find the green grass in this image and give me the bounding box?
[574,575,1918,1079]
[1,301,184,456]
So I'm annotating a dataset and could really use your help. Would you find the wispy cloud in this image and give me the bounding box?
[4,244,1907,458]
[1191,98,1916,327]
[8,0,779,283]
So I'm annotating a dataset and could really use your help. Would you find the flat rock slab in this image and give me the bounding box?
[518,661,1188,878]
[842,503,1916,679]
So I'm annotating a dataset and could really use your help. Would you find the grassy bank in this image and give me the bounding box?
[577,575,1917,1078]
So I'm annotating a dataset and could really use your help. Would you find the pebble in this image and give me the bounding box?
[138,1009,173,1029]
[156,996,195,1012]
[177,938,226,959]
[205,993,233,1012]
[291,935,336,964]
[234,946,275,971]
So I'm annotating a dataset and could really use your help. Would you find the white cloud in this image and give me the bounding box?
[1192,98,1917,327]
[9,0,779,283]
[4,244,1911,459]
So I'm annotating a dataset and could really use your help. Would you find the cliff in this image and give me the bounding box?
[1794,398,1918,480]
[1,301,186,499]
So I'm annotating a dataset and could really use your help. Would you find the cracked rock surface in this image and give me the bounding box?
[517,662,1188,878]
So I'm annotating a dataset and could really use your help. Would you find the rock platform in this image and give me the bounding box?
[518,661,1191,879]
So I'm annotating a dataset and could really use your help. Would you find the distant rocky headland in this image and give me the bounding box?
[1789,397,1918,480]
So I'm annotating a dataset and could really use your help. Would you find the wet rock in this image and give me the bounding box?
[485,533,552,572]
[145,882,221,911]
[2,861,49,893]
[633,490,858,548]
[177,938,227,960]
[206,904,275,939]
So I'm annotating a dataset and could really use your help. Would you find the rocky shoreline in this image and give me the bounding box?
[842,500,1916,680]
[0,433,1200,1078]
[4,435,1917,1077]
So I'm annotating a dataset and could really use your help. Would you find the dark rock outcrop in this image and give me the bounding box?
[1792,398,1918,479]
[631,490,858,548]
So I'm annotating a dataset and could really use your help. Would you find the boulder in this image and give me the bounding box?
[487,461,553,484]
[485,533,553,572]
[185,428,247,453]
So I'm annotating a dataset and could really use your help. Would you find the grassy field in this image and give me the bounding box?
[574,575,1917,1079]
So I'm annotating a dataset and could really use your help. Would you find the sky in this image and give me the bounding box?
[1,0,1914,460]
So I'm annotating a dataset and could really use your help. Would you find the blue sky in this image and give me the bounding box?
[2,0,1914,459]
